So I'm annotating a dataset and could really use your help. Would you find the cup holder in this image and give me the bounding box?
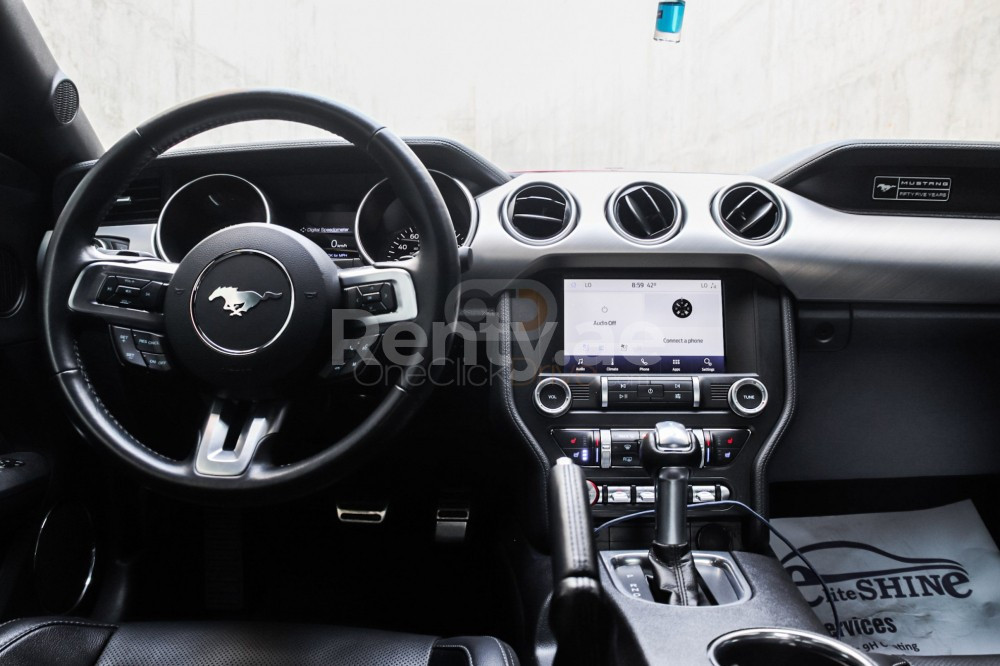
[708,629,878,666]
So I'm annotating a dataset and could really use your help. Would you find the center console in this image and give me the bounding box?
[506,270,786,550]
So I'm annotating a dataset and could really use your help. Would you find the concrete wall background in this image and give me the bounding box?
[23,0,1000,173]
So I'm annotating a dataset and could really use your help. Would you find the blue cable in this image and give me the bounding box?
[593,499,842,640]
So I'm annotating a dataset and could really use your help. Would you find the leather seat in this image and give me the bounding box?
[0,617,519,666]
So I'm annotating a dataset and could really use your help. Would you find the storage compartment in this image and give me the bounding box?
[708,629,876,666]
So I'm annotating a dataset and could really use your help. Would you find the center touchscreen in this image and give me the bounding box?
[563,279,725,373]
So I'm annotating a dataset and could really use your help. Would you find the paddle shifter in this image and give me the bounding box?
[640,421,706,606]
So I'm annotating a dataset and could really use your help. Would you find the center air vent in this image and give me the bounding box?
[607,183,681,244]
[502,183,576,245]
[714,183,786,245]
[103,177,163,224]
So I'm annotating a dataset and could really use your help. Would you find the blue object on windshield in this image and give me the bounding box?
[654,1,685,43]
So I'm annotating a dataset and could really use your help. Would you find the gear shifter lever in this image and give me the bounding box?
[640,421,706,606]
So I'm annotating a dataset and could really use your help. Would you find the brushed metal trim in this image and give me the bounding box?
[605,182,684,246]
[500,182,578,246]
[354,169,478,265]
[154,173,271,262]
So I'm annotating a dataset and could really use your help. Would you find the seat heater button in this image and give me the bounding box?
[607,486,632,504]
[552,430,597,448]
[142,353,171,371]
[132,330,165,354]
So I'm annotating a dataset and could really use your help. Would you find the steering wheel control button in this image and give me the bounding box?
[139,281,166,310]
[97,276,118,303]
[346,282,397,315]
[728,378,768,418]
[132,331,165,354]
[141,353,171,371]
[534,377,572,417]
[110,326,146,367]
[191,250,293,355]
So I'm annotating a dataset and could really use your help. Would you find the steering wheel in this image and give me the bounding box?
[41,90,461,501]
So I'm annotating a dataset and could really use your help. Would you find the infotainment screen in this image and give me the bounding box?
[563,279,725,373]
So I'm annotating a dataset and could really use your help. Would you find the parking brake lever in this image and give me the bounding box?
[640,421,706,606]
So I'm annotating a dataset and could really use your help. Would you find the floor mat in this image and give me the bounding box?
[771,500,1000,657]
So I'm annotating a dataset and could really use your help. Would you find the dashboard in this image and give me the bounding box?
[42,137,1000,530]
[147,168,477,266]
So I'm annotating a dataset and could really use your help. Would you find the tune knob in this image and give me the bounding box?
[534,377,572,417]
[728,378,768,418]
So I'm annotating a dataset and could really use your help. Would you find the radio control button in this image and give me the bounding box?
[662,390,694,404]
[728,378,768,417]
[609,390,637,404]
[662,379,693,392]
[534,378,572,417]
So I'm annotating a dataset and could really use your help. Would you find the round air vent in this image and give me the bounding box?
[501,183,576,245]
[607,183,682,244]
[713,183,787,245]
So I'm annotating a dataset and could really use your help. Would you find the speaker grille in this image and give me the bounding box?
[0,246,26,317]
[52,79,80,125]
[710,382,733,401]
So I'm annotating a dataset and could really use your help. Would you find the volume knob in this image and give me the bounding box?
[534,377,572,417]
[728,378,768,418]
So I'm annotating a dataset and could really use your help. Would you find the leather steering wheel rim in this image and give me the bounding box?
[41,89,461,502]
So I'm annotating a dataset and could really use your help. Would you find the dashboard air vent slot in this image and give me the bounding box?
[715,184,786,245]
[0,246,25,317]
[570,384,591,402]
[710,382,733,402]
[103,177,163,224]
[607,183,681,244]
[502,183,576,245]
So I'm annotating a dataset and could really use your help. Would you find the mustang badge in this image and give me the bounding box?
[876,183,896,193]
[208,286,283,317]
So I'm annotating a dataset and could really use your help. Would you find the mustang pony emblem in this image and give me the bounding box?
[876,183,896,193]
[208,286,283,317]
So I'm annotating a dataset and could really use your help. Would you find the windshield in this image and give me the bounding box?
[23,0,1000,172]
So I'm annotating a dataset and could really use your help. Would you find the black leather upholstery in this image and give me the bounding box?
[0,618,519,666]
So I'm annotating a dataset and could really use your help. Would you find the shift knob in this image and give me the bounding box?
[640,421,704,475]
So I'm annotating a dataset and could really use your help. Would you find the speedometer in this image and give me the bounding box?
[385,227,421,261]
[355,170,477,263]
